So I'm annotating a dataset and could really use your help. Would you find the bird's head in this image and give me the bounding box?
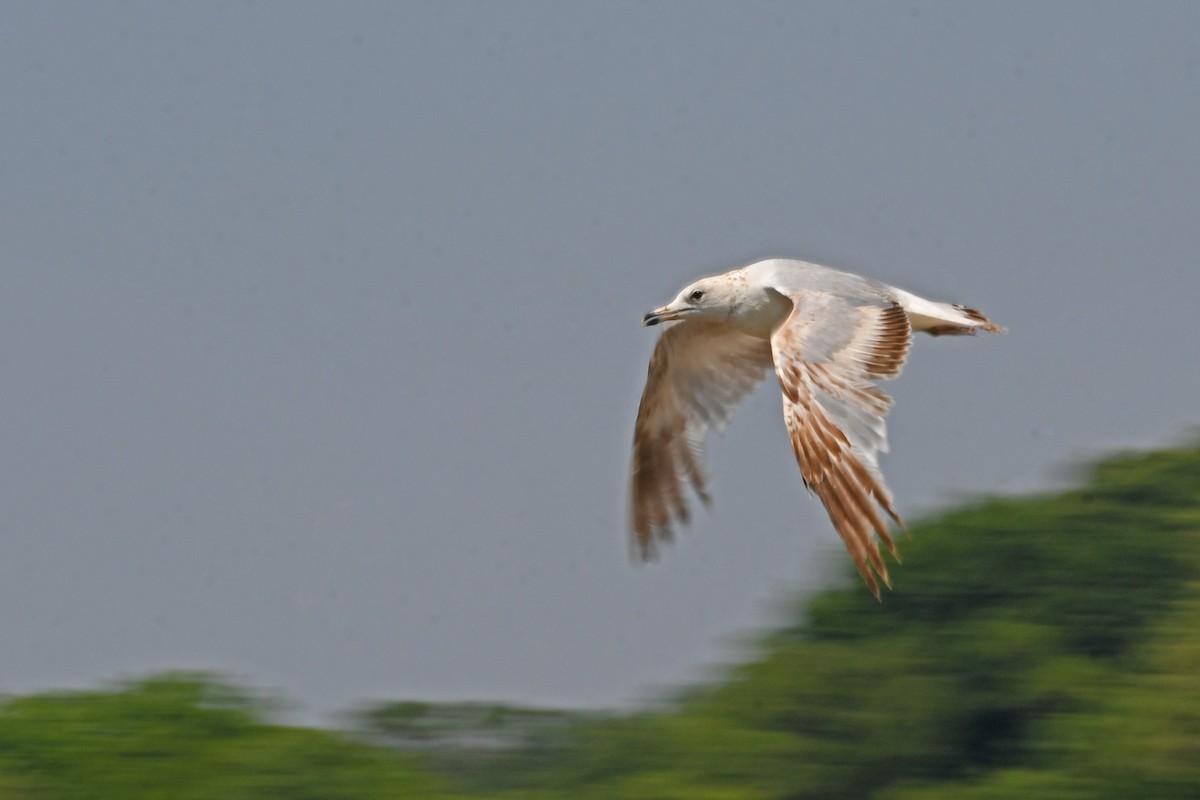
[643,276,740,326]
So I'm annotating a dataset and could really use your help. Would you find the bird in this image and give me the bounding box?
[629,257,1004,598]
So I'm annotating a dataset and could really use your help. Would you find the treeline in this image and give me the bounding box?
[2,443,1198,798]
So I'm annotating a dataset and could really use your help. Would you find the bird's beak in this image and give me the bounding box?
[643,304,681,326]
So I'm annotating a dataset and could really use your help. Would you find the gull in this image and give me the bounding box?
[630,257,1004,598]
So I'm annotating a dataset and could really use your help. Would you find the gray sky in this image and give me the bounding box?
[2,2,1198,720]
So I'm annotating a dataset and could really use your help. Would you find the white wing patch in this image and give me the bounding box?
[771,294,911,598]
[629,320,775,558]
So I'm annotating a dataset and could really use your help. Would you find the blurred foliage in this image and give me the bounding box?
[0,674,454,799]
[2,443,1199,797]
[459,442,1200,799]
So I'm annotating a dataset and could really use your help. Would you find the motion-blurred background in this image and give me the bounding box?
[1,2,1198,796]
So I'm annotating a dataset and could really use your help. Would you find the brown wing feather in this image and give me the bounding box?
[630,320,774,559]
[772,296,912,598]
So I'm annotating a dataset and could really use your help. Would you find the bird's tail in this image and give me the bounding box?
[891,289,1006,337]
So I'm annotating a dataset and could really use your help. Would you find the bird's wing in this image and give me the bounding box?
[630,319,775,558]
[770,291,912,598]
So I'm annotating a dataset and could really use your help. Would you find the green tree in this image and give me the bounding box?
[447,442,1200,799]
[0,673,456,799]
[2,442,1199,799]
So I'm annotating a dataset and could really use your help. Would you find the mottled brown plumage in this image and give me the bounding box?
[771,297,910,597]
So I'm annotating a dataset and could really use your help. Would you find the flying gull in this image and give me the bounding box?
[630,257,1004,597]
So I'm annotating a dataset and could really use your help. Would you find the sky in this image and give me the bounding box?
[1,1,1198,721]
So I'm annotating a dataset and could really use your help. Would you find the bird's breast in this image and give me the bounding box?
[731,289,794,339]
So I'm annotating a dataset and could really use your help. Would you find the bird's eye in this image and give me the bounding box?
[690,290,704,302]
